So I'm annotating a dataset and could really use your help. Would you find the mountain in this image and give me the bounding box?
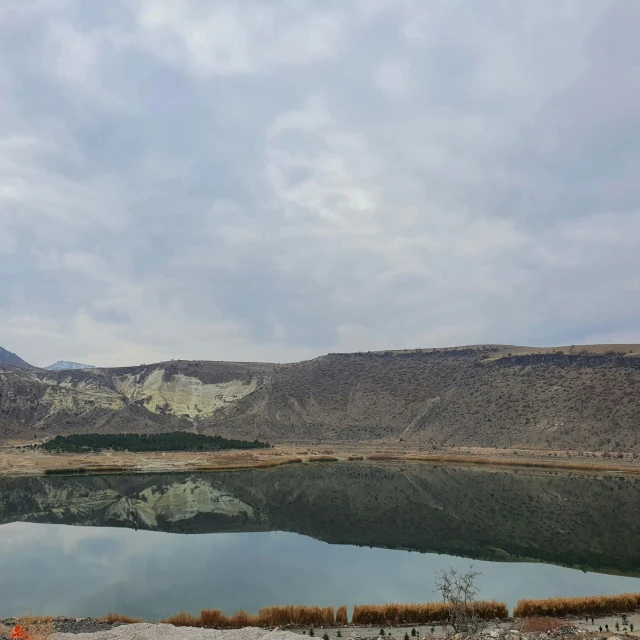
[1,462,639,575]
[1,344,640,450]
[0,345,30,367]
[45,360,96,371]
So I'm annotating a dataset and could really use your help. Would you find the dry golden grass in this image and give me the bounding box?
[515,618,570,632]
[258,605,334,626]
[165,605,335,628]
[163,612,201,627]
[351,601,508,625]
[102,613,143,624]
[163,601,510,628]
[514,593,640,617]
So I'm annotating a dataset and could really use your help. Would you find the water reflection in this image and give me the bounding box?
[1,462,640,619]
[2,523,640,621]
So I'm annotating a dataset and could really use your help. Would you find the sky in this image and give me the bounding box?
[1,0,640,367]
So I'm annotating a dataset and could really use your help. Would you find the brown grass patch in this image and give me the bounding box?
[258,605,335,626]
[102,613,143,624]
[335,606,348,626]
[513,593,640,618]
[347,455,364,461]
[306,456,339,463]
[351,601,508,625]
[163,612,201,627]
[165,605,335,628]
[366,454,399,461]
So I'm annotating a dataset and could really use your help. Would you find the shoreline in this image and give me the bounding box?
[2,442,640,477]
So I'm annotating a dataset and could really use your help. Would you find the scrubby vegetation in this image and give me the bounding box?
[103,613,143,624]
[514,593,640,618]
[40,432,270,453]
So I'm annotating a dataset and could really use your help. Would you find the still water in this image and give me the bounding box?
[1,462,640,620]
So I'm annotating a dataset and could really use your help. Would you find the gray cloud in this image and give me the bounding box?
[1,0,639,367]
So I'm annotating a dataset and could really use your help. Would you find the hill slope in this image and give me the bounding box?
[0,345,31,367]
[1,344,640,451]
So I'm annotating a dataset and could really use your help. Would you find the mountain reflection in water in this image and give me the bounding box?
[1,461,639,575]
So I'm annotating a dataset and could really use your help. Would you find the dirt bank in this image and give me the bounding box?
[2,441,640,477]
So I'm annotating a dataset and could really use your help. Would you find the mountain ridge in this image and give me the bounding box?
[1,343,640,450]
[0,345,31,368]
[45,360,97,371]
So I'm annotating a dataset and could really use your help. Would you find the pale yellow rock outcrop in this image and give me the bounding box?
[114,368,257,418]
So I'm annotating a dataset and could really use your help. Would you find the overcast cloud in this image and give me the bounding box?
[1,0,639,367]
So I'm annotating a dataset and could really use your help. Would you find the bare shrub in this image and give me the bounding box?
[434,567,487,634]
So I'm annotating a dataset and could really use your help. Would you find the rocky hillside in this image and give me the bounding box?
[0,359,275,439]
[1,344,640,450]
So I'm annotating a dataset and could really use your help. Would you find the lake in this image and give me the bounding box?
[1,462,640,621]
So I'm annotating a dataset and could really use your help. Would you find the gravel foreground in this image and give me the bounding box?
[52,625,304,640]
[47,624,616,640]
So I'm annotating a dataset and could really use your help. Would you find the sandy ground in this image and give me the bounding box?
[2,440,640,477]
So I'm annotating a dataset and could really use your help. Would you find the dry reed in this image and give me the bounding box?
[347,456,364,461]
[103,613,143,624]
[351,601,507,625]
[514,593,640,618]
[165,605,335,628]
[335,606,348,626]
[258,605,335,626]
[163,612,202,627]
[306,456,339,463]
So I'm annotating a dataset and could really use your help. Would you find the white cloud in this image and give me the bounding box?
[134,0,346,76]
[1,0,639,366]
[374,61,411,97]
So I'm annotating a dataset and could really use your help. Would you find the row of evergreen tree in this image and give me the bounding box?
[40,432,270,453]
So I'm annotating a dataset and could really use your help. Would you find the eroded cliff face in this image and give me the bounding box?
[0,360,271,435]
[113,369,257,419]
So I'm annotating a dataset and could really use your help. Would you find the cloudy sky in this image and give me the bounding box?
[1,0,639,367]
